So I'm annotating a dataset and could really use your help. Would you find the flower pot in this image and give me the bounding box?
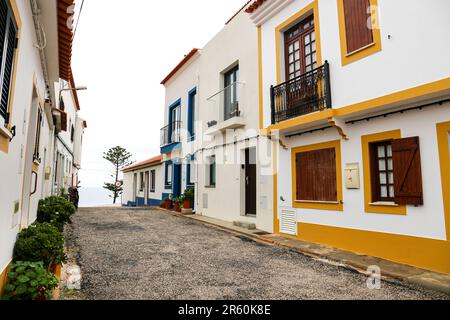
[174,202,181,212]
[183,199,192,209]
[165,200,172,209]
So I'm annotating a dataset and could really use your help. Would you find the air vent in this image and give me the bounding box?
[279,208,297,236]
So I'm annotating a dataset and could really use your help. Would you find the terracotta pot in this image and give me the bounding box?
[165,200,172,209]
[183,199,191,209]
[174,202,181,212]
[160,203,164,208]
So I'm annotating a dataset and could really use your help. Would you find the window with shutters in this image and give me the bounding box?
[165,161,172,187]
[337,0,382,65]
[292,141,343,211]
[0,0,18,128]
[33,107,43,163]
[368,137,424,207]
[139,172,144,192]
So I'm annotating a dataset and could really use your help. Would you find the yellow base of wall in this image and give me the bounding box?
[297,222,450,275]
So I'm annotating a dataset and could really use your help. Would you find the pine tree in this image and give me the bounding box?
[103,146,133,204]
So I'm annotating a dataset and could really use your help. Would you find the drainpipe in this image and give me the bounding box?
[30,0,55,107]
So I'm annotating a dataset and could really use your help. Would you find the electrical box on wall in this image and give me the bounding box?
[345,163,360,189]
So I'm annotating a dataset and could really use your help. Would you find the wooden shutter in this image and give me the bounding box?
[0,2,17,124]
[296,148,337,202]
[392,137,424,206]
[343,0,374,54]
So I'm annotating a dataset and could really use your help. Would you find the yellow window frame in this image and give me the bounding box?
[361,129,407,215]
[337,0,382,66]
[291,140,344,211]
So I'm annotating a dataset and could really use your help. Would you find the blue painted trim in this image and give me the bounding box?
[136,197,145,206]
[187,87,197,142]
[161,142,181,154]
[173,163,182,198]
[168,98,181,144]
[164,161,173,189]
[186,154,195,187]
[147,198,162,206]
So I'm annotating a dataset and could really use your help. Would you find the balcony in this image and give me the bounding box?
[270,61,331,125]
[160,121,182,153]
[205,82,246,135]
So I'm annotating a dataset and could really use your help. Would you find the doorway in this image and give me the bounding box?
[133,173,137,205]
[245,148,257,216]
[144,171,149,205]
[173,163,182,198]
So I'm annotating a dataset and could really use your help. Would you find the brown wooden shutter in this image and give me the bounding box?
[392,137,424,206]
[343,0,374,54]
[296,148,337,202]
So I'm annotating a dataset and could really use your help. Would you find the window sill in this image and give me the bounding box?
[345,42,375,57]
[0,126,13,139]
[296,200,341,205]
[205,185,216,189]
[369,202,399,207]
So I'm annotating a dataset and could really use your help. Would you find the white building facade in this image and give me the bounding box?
[0,0,86,294]
[248,0,450,274]
[158,9,275,232]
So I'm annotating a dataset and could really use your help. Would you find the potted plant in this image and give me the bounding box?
[164,197,172,210]
[159,200,164,208]
[183,187,194,209]
[37,196,76,232]
[2,261,59,300]
[174,196,183,213]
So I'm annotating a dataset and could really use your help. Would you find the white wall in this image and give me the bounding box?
[259,0,450,127]
[121,163,164,206]
[277,102,450,240]
[0,0,53,273]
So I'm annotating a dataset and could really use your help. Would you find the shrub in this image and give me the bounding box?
[2,261,59,300]
[13,223,66,269]
[37,196,76,231]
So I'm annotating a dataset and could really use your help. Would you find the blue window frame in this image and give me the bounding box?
[186,155,195,187]
[165,161,173,189]
[168,99,181,144]
[187,88,197,142]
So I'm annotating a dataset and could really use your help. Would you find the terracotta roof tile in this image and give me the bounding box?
[245,0,268,13]
[122,155,163,172]
[160,49,199,85]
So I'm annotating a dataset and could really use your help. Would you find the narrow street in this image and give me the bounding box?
[62,207,448,300]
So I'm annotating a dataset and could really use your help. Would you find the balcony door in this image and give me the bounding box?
[284,15,318,116]
[224,66,239,121]
[170,105,180,143]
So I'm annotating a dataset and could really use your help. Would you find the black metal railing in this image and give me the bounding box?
[270,61,331,124]
[160,121,182,147]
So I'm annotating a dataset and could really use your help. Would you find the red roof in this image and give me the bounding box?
[245,0,268,13]
[58,0,75,81]
[160,48,199,85]
[122,155,163,172]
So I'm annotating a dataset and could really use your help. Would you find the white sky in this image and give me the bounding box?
[72,0,246,188]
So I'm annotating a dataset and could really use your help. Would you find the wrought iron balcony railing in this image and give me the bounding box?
[160,121,182,147]
[270,61,332,125]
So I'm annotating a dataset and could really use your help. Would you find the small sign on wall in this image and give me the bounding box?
[345,163,360,189]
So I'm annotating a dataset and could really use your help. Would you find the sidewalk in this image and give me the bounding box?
[177,212,450,295]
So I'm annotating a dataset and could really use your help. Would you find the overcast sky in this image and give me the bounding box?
[72,0,246,188]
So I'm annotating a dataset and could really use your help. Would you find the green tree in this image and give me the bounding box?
[103,146,133,204]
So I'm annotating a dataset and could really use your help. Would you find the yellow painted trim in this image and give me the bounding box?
[258,26,264,130]
[273,139,279,234]
[0,0,21,154]
[268,108,334,131]
[0,261,12,297]
[437,121,450,240]
[336,77,450,118]
[361,130,407,215]
[291,140,344,211]
[337,0,382,66]
[297,222,450,275]
[275,0,322,84]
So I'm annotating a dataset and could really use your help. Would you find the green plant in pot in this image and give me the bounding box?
[2,261,59,300]
[37,196,76,232]
[13,223,66,271]
[183,187,194,209]
[173,196,183,212]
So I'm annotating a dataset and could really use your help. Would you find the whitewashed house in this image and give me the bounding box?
[158,8,274,231]
[122,155,164,207]
[0,0,86,294]
[248,0,450,274]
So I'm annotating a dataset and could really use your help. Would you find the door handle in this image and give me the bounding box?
[30,171,38,196]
